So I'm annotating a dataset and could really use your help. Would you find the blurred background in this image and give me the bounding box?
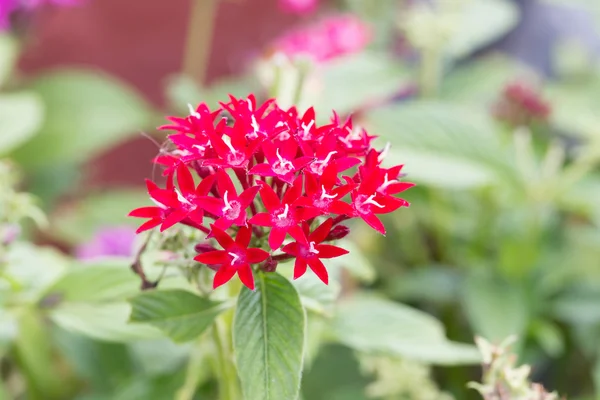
[1,0,600,399]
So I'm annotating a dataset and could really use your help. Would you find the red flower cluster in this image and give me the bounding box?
[130,95,413,290]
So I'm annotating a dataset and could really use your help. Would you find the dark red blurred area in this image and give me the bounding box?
[18,0,306,186]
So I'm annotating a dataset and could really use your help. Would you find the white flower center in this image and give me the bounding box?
[187,103,201,119]
[272,149,294,175]
[310,151,337,175]
[354,194,384,214]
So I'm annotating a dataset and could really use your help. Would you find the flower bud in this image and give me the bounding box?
[261,257,278,273]
[325,224,350,241]
[194,242,216,254]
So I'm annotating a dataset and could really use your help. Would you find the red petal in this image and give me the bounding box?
[196,196,224,216]
[177,164,196,196]
[304,171,318,196]
[293,258,308,280]
[196,173,216,196]
[360,213,386,235]
[249,163,275,177]
[238,186,260,208]
[136,218,161,233]
[258,181,281,211]
[129,206,161,218]
[282,175,303,204]
[237,264,255,290]
[296,206,323,221]
[307,258,329,284]
[217,169,237,198]
[373,196,407,214]
[235,226,252,248]
[213,265,237,289]
[268,227,288,250]
[315,244,349,258]
[288,225,308,244]
[309,218,332,243]
[213,217,234,230]
[195,250,229,265]
[160,209,188,231]
[386,182,415,195]
[247,248,270,263]
[282,242,299,256]
[248,213,272,227]
[209,225,235,249]
[329,201,355,216]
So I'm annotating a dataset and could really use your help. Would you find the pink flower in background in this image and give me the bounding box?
[279,0,317,15]
[0,0,18,30]
[271,14,371,62]
[1,0,80,31]
[76,226,137,260]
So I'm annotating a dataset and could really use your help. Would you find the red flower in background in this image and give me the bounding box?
[131,94,413,289]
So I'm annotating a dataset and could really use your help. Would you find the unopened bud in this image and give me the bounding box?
[261,257,278,273]
[325,225,350,241]
[194,242,216,254]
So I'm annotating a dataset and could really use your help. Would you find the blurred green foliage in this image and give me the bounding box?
[1,0,600,399]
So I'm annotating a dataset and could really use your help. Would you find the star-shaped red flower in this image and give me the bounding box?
[194,225,269,290]
[249,177,321,250]
[196,169,259,230]
[282,218,349,284]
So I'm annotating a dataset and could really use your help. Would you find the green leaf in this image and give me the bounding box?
[14,309,71,399]
[441,54,530,106]
[292,272,340,316]
[0,92,44,155]
[546,72,600,138]
[385,148,496,189]
[316,52,412,118]
[552,283,600,325]
[129,289,226,343]
[12,70,154,169]
[0,34,18,86]
[234,272,306,400]
[5,242,68,299]
[447,0,519,59]
[330,295,480,365]
[326,239,377,284]
[42,260,140,304]
[461,272,529,342]
[364,101,510,170]
[50,302,163,342]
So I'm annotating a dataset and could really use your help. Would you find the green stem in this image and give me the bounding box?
[419,46,442,98]
[182,0,219,86]
[212,313,242,400]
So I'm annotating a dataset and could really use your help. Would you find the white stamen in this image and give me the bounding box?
[275,121,285,128]
[364,194,385,208]
[151,197,167,209]
[320,185,337,200]
[222,190,232,211]
[193,144,206,153]
[229,252,240,264]
[300,120,315,138]
[378,142,391,163]
[321,151,337,165]
[223,139,237,154]
[277,204,290,220]
[308,241,319,255]
[175,188,192,205]
[246,98,253,110]
[187,103,201,118]
[378,173,395,192]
